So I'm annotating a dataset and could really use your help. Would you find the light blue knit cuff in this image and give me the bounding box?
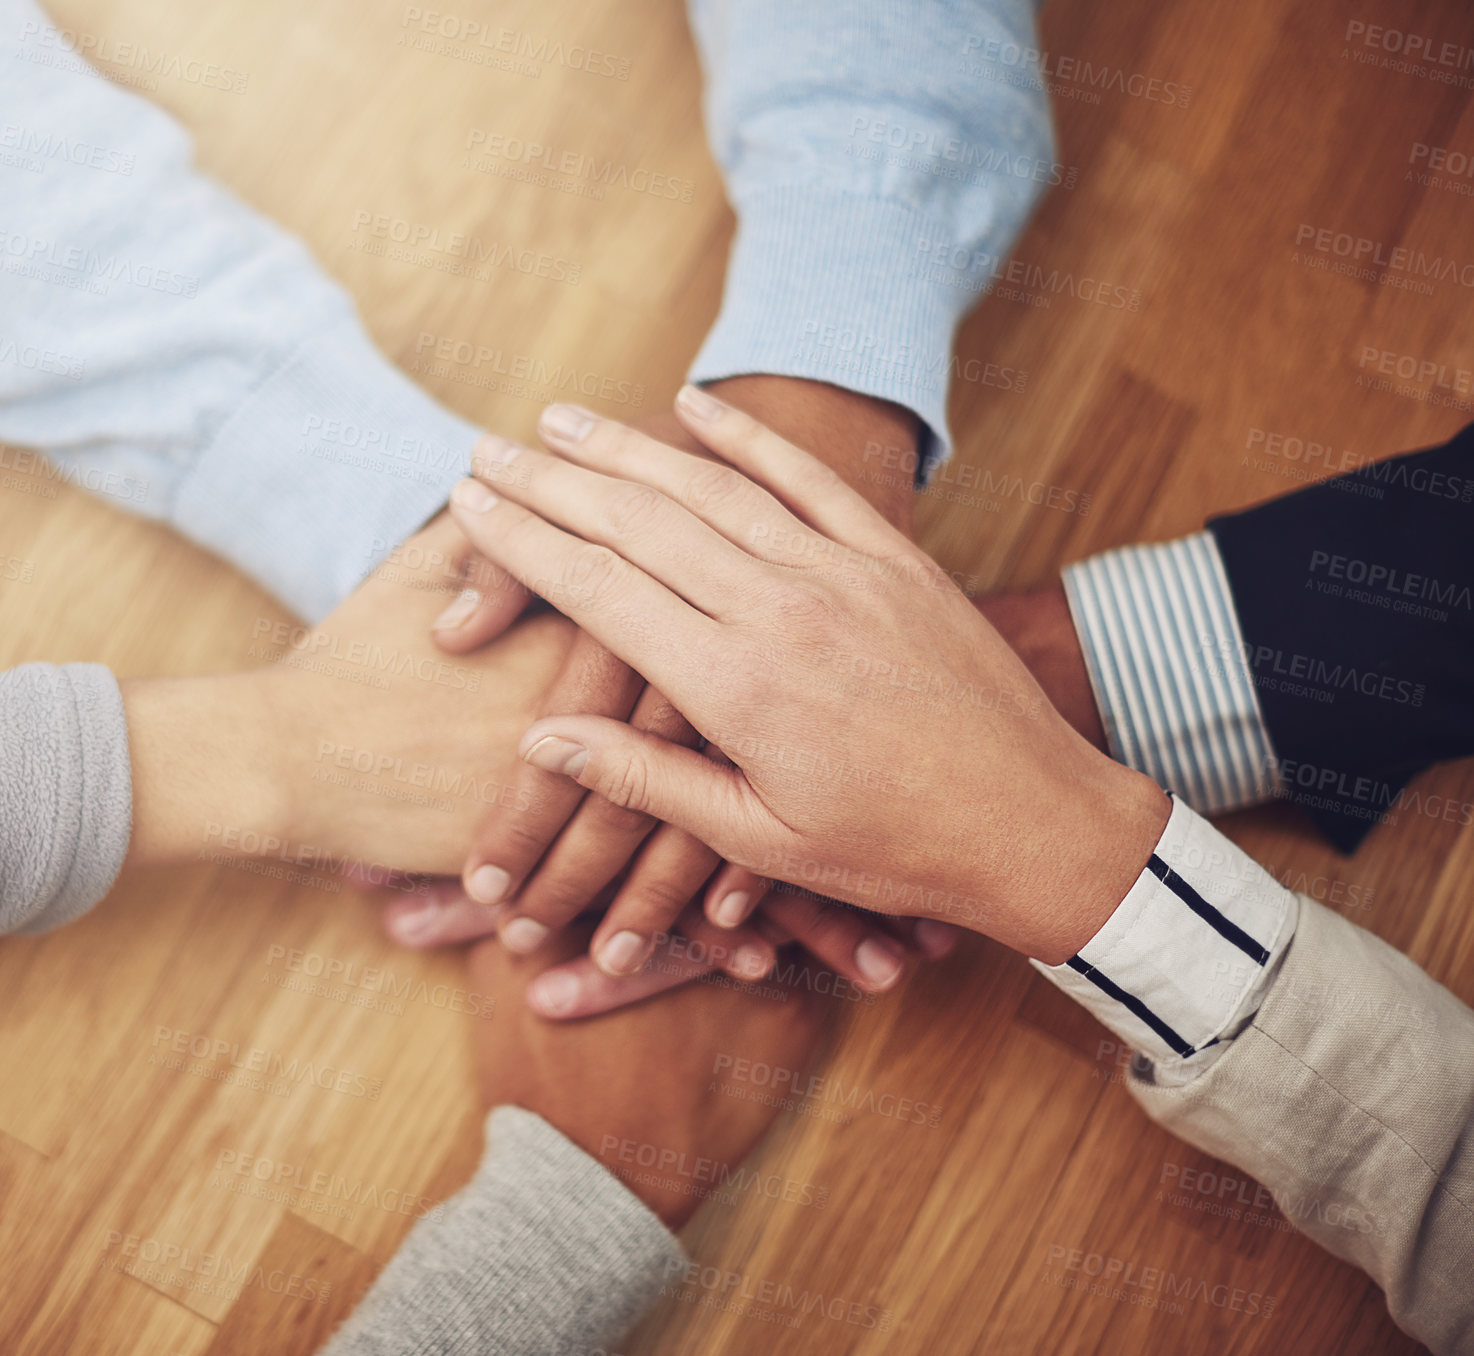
[1063,532,1279,814]
[689,186,986,483]
[171,317,481,622]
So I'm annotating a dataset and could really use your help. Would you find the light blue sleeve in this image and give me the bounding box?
[0,0,479,621]
[686,0,1056,476]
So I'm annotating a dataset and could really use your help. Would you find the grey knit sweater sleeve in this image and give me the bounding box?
[0,663,133,934]
[323,1106,685,1356]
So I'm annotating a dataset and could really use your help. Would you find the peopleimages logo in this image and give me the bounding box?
[1198,635,1428,708]
[99,1230,330,1301]
[213,1149,443,1221]
[1265,755,1474,829]
[714,1053,944,1127]
[0,226,199,296]
[1041,1245,1275,1318]
[0,121,136,176]
[150,1024,384,1099]
[1293,223,1474,288]
[1159,1162,1381,1236]
[348,210,581,285]
[958,34,1192,108]
[1343,21,1474,75]
[1307,549,1472,611]
[599,1135,829,1209]
[661,1258,890,1330]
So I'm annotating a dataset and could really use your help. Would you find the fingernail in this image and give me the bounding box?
[734,944,773,979]
[452,478,497,512]
[598,930,650,976]
[474,433,521,468]
[524,735,589,777]
[391,903,444,945]
[712,890,751,928]
[854,938,904,991]
[500,916,549,954]
[528,969,580,1017]
[914,919,959,959]
[434,587,481,630]
[539,403,596,443]
[472,445,523,487]
[675,384,725,421]
[466,864,510,905]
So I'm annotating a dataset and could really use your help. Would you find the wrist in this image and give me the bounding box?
[705,375,918,534]
[121,674,287,866]
[599,1151,699,1230]
[1023,756,1170,965]
[977,585,1106,751]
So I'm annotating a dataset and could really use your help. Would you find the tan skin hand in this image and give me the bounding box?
[469,926,829,1229]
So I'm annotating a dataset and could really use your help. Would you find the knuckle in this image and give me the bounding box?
[585,794,655,839]
[715,637,771,704]
[522,871,597,918]
[601,756,652,812]
[559,542,623,610]
[601,482,665,537]
[680,462,745,516]
[760,578,840,630]
[622,873,699,923]
[493,814,558,866]
[799,460,843,501]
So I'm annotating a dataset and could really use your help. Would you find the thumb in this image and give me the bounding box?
[402,509,532,652]
[431,567,529,653]
[517,716,761,854]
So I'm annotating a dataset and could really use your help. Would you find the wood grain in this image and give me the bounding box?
[2,0,1470,1352]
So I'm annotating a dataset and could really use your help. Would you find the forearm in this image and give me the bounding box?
[688,0,1055,477]
[120,676,283,867]
[1127,898,1474,1354]
[1,0,476,621]
[1206,427,1474,850]
[0,663,132,934]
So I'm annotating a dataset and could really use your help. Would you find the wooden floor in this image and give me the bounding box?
[2,0,1472,1352]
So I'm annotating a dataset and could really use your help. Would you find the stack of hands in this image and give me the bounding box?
[123,385,1169,1228]
[128,386,1163,1025]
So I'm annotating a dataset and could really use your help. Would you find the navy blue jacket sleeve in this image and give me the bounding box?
[1208,426,1474,851]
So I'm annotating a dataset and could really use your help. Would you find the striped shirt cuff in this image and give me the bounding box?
[1062,532,1278,814]
[1033,795,1298,1084]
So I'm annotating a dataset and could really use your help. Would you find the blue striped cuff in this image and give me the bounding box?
[1032,795,1298,1082]
[1062,532,1278,814]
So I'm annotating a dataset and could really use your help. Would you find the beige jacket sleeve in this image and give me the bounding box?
[1128,896,1474,1355]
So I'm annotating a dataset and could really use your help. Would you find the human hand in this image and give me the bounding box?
[445,389,1170,965]
[122,514,566,875]
[468,924,829,1229]
[408,380,929,994]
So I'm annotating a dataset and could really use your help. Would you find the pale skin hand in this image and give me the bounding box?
[121,511,808,985]
[398,376,939,999]
[468,924,828,1229]
[446,389,1171,966]
[122,513,557,872]
[120,500,903,988]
